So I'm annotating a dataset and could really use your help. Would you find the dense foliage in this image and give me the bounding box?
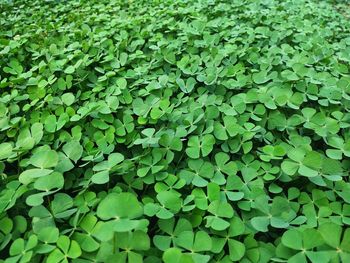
[1,0,350,262]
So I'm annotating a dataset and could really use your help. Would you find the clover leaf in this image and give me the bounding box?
[205,200,234,231]
[154,218,192,251]
[211,217,246,261]
[97,192,143,220]
[108,231,150,263]
[2,1,350,263]
[186,135,215,159]
[7,235,37,263]
[180,159,215,187]
[47,235,81,263]
[91,152,124,184]
[281,148,322,177]
[174,230,212,263]
[278,228,326,263]
[318,222,350,262]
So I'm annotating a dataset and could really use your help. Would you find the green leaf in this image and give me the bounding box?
[0,143,13,160]
[206,216,230,231]
[282,229,303,250]
[193,231,212,252]
[186,136,200,159]
[61,93,75,106]
[228,239,245,261]
[163,248,194,263]
[281,161,299,175]
[44,115,57,133]
[2,2,350,262]
[64,65,75,74]
[208,201,234,218]
[63,141,83,162]
[201,134,215,157]
[157,191,182,213]
[33,172,64,190]
[252,71,270,84]
[19,169,53,185]
[251,216,270,232]
[30,150,58,169]
[318,222,341,248]
[97,193,143,220]
[91,170,109,184]
[38,227,59,243]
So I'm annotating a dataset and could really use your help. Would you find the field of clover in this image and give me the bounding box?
[1,0,350,262]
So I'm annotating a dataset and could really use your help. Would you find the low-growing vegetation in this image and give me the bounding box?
[1,0,350,262]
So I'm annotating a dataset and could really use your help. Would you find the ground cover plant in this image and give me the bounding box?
[1,0,350,262]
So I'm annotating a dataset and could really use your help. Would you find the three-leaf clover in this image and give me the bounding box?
[186,134,215,159]
[175,230,212,263]
[205,200,234,231]
[281,148,322,178]
[277,228,326,263]
[47,235,81,263]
